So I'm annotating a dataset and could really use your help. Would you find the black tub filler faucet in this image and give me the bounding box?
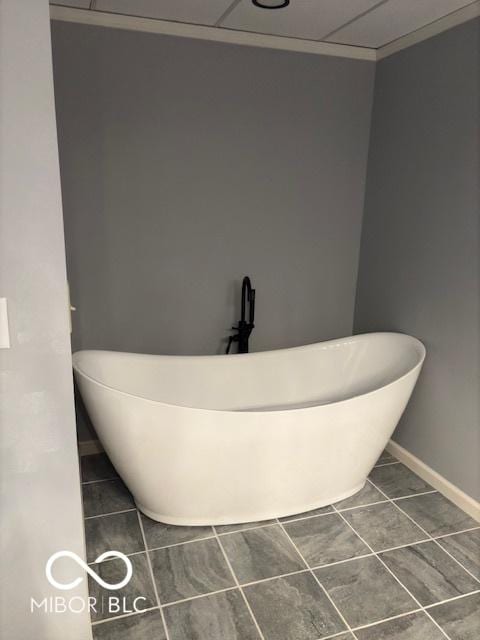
[226,276,256,354]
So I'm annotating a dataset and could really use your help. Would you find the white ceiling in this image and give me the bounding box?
[50,0,478,49]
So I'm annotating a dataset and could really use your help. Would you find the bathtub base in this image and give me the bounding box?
[135,481,366,526]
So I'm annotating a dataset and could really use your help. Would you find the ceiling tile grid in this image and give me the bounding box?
[326,0,476,47]
[50,0,479,50]
[222,0,383,41]
[51,0,90,8]
[91,0,232,25]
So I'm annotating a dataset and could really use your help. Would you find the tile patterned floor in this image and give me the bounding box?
[80,453,480,640]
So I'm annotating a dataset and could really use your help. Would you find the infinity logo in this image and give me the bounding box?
[46,550,133,591]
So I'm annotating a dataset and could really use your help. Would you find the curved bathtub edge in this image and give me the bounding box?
[134,481,366,526]
[72,332,426,416]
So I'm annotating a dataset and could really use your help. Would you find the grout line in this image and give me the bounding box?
[434,525,480,540]
[238,567,309,589]
[308,553,375,571]
[215,521,278,535]
[84,508,137,520]
[336,499,389,513]
[350,608,422,633]
[390,490,438,500]
[316,631,356,640]
[136,511,172,640]
[212,528,266,640]
[373,461,401,468]
[161,586,239,608]
[88,548,146,566]
[277,510,335,524]
[331,503,453,640]
[160,570,312,609]
[276,518,358,639]
[368,479,480,586]
[91,605,159,626]
[423,589,480,609]
[374,537,432,554]
[144,533,216,552]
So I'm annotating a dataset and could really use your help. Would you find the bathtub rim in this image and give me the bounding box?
[72,332,425,415]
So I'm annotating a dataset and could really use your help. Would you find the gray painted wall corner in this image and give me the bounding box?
[355,18,480,500]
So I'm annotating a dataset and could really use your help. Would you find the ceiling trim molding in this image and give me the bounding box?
[49,5,376,61]
[376,0,480,60]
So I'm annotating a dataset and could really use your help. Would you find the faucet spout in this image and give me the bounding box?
[226,276,256,354]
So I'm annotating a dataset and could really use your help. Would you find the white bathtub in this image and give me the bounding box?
[73,332,425,525]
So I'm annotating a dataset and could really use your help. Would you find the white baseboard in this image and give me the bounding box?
[386,440,480,523]
[78,439,103,456]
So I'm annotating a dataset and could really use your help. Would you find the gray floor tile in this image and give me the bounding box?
[279,505,334,522]
[83,479,134,518]
[354,611,445,640]
[336,481,386,510]
[428,592,480,640]
[163,589,260,640]
[150,538,235,604]
[216,520,276,534]
[89,553,156,622]
[140,513,214,549]
[92,609,166,639]
[342,502,426,551]
[437,529,480,579]
[81,453,118,483]
[85,511,145,563]
[243,572,347,640]
[220,525,305,583]
[396,493,478,537]
[380,541,479,606]
[375,450,397,465]
[284,513,369,567]
[314,556,416,627]
[369,464,433,499]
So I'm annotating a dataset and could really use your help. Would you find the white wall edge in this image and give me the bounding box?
[377,1,480,60]
[78,438,103,456]
[386,440,480,523]
[49,6,376,61]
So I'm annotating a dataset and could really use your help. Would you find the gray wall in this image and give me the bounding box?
[51,23,374,428]
[0,2,91,638]
[355,19,480,500]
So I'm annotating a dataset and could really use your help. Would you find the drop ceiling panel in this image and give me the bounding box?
[50,0,91,8]
[94,0,233,26]
[327,0,476,48]
[222,0,384,41]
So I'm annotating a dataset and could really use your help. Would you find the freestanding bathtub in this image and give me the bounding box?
[73,332,425,525]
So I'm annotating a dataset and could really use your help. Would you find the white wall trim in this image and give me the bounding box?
[377,1,480,60]
[49,6,376,61]
[386,440,480,523]
[78,438,103,456]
